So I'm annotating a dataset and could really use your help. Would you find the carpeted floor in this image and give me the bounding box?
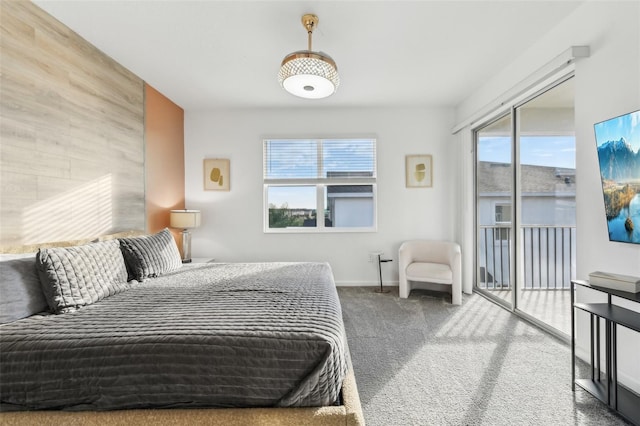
[337,286,631,426]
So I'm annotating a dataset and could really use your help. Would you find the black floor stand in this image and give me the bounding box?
[374,254,393,293]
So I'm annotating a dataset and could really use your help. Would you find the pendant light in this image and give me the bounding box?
[278,14,340,99]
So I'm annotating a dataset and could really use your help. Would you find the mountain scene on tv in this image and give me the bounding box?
[595,110,640,244]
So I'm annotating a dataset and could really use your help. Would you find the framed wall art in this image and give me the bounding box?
[203,158,230,191]
[405,154,432,188]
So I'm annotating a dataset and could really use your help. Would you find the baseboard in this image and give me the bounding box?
[619,371,640,395]
[335,281,399,287]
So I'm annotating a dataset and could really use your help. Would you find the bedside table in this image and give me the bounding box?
[188,258,215,264]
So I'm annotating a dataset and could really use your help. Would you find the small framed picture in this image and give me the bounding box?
[405,155,432,188]
[203,158,230,191]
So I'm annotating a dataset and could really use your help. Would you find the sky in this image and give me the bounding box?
[266,110,640,209]
[478,135,576,169]
[269,134,583,208]
[268,186,316,210]
[593,109,640,151]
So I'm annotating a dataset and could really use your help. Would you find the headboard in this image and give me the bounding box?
[0,230,146,255]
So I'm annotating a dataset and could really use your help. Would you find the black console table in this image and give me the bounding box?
[571,279,640,425]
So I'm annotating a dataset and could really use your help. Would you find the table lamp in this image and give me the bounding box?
[170,209,201,263]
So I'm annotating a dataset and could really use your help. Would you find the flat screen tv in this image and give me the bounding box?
[594,109,640,244]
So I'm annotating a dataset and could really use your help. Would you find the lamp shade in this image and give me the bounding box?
[278,51,339,99]
[170,210,201,229]
[278,14,339,100]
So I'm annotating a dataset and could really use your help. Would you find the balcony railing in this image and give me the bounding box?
[478,225,576,291]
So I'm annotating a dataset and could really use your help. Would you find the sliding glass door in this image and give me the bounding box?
[476,114,514,310]
[475,77,576,336]
[514,78,576,335]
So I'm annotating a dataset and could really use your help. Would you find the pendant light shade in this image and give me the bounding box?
[278,14,340,99]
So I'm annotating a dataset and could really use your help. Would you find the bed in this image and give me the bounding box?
[0,230,364,425]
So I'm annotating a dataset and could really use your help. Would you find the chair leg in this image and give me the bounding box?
[399,279,410,298]
[451,290,462,305]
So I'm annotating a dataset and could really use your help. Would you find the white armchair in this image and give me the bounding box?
[398,240,462,305]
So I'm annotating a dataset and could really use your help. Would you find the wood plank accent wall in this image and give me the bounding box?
[0,1,145,248]
[144,84,185,241]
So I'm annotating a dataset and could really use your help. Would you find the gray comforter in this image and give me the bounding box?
[0,262,347,411]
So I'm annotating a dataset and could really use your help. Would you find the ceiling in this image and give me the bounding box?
[33,1,584,111]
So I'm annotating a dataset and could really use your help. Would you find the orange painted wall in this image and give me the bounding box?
[144,84,185,241]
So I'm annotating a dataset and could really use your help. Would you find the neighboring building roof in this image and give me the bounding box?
[478,161,575,194]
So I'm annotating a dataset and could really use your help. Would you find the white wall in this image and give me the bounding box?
[455,1,640,393]
[185,107,455,286]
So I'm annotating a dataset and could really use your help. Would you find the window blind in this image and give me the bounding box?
[264,139,376,181]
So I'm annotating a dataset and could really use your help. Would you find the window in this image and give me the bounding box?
[494,203,511,241]
[263,138,376,232]
[495,203,511,223]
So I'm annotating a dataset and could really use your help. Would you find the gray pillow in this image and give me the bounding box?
[36,240,130,314]
[119,228,182,282]
[0,256,48,323]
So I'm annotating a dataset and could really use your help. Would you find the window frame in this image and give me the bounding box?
[263,138,378,233]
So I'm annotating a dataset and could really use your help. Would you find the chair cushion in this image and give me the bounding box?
[406,262,453,284]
